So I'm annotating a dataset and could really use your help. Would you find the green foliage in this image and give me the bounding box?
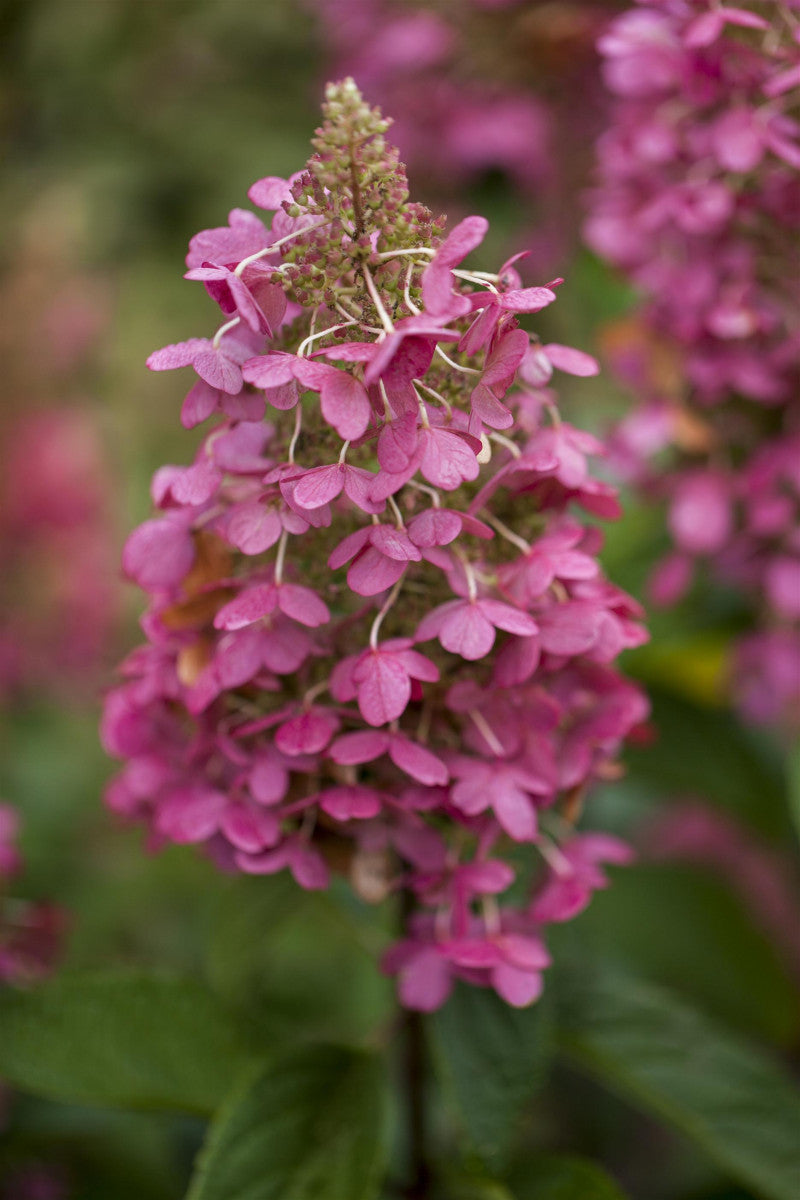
[506,1154,628,1199]
[185,1044,387,1200]
[433,983,553,1170]
[0,971,249,1113]
[572,862,799,1043]
[557,968,800,1200]
[788,740,800,844]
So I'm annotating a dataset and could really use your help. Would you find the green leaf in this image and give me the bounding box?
[0,971,249,1113]
[571,862,799,1043]
[186,1044,387,1200]
[506,1154,628,1199]
[433,983,553,1170]
[558,968,800,1200]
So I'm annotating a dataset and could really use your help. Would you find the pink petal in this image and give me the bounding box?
[355,652,412,726]
[480,599,539,637]
[277,584,330,627]
[500,286,557,313]
[328,527,372,570]
[493,785,537,842]
[388,736,449,785]
[293,464,345,509]
[491,963,544,1007]
[214,585,279,631]
[181,380,220,428]
[419,428,480,490]
[122,519,195,590]
[319,786,382,820]
[226,502,283,555]
[220,803,280,853]
[537,602,599,656]
[241,353,297,389]
[407,509,462,547]
[348,547,406,596]
[397,947,453,1012]
[249,755,289,805]
[320,371,371,440]
[275,709,339,756]
[170,460,222,506]
[329,730,390,764]
[439,602,496,660]
[542,343,600,377]
[156,787,226,843]
[247,176,293,209]
[147,338,211,371]
[470,382,513,430]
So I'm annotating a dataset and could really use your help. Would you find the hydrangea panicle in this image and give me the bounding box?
[588,1,800,727]
[103,80,648,1010]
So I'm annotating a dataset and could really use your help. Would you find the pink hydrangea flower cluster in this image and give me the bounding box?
[102,81,648,1011]
[0,805,64,986]
[586,0,800,726]
[308,0,618,272]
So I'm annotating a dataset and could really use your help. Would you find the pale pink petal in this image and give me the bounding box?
[242,353,297,389]
[147,338,211,371]
[247,175,293,209]
[543,343,600,377]
[493,784,537,842]
[479,599,539,637]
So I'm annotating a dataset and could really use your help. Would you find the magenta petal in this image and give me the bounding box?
[123,518,196,591]
[321,371,371,440]
[470,382,514,430]
[407,509,462,547]
[275,709,339,756]
[439,602,496,660]
[319,786,382,820]
[277,584,330,627]
[249,755,289,806]
[542,343,600,377]
[156,786,226,844]
[170,460,222,506]
[293,465,345,509]
[493,785,537,842]
[147,338,211,371]
[501,286,557,313]
[214,585,279,631]
[221,803,280,853]
[193,348,242,394]
[288,843,330,890]
[348,547,406,597]
[491,963,544,1007]
[181,380,220,428]
[226,502,283,555]
[242,353,296,389]
[398,947,453,1012]
[329,527,372,570]
[329,730,390,765]
[480,600,538,637]
[388,736,449,785]
[355,652,412,726]
[247,175,293,209]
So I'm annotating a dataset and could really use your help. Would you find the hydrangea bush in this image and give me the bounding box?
[102,80,648,1011]
[586,0,800,726]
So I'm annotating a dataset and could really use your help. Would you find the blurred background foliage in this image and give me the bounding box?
[0,2,797,1198]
